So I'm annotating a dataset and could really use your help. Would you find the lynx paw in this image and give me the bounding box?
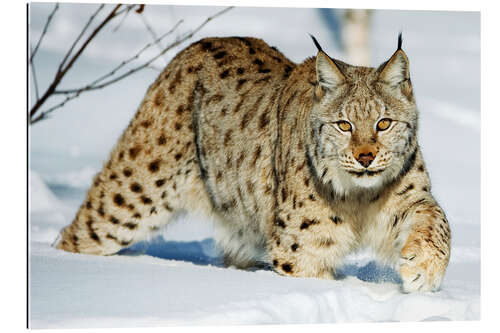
[399,244,448,293]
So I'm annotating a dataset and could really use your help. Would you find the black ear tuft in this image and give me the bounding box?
[397,32,403,50]
[309,34,324,53]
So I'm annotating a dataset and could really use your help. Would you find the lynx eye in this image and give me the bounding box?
[376,118,392,131]
[337,121,352,132]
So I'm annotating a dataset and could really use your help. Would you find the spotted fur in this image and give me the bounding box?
[55,36,450,293]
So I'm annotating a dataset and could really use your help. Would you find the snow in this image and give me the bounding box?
[28,5,480,329]
[29,237,479,328]
[29,171,63,213]
[45,166,99,189]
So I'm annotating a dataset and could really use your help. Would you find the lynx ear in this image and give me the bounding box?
[311,35,345,90]
[378,33,410,86]
[316,52,346,89]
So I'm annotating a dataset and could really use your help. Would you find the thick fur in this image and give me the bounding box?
[56,37,450,292]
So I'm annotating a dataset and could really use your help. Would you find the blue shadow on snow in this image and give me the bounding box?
[119,236,402,284]
[118,236,224,267]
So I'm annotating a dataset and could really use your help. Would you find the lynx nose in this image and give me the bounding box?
[356,152,375,168]
[353,145,377,168]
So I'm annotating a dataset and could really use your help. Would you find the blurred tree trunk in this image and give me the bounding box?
[342,9,372,66]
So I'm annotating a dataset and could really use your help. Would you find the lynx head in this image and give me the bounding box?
[308,34,418,195]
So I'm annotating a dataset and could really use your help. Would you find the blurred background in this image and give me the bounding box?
[28,2,480,264]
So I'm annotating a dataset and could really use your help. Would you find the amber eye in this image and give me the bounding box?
[337,121,352,132]
[376,118,392,131]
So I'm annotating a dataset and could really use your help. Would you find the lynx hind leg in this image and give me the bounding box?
[54,170,180,255]
[56,161,209,256]
[56,60,210,255]
[55,144,207,256]
[55,204,164,256]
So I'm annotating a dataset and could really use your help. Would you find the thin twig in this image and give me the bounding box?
[55,19,183,94]
[114,5,136,17]
[140,13,168,64]
[30,45,40,101]
[136,5,145,14]
[145,64,163,71]
[30,3,59,63]
[112,4,136,32]
[58,4,105,72]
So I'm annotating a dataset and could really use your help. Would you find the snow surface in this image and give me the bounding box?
[29,5,480,328]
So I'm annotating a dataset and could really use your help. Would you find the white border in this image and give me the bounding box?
[3,0,497,332]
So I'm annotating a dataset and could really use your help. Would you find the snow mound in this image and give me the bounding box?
[29,170,74,244]
[421,99,480,130]
[29,241,480,328]
[46,165,98,189]
[29,170,63,212]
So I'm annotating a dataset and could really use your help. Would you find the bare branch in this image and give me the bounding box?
[57,4,122,76]
[30,93,81,125]
[30,5,234,125]
[30,4,123,120]
[91,6,234,89]
[54,19,184,94]
[58,4,105,72]
[30,3,59,63]
[55,6,233,95]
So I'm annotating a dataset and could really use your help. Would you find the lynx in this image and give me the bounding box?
[55,34,451,293]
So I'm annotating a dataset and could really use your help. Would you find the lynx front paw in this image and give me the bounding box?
[399,241,449,293]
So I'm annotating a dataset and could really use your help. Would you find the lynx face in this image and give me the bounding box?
[309,43,418,193]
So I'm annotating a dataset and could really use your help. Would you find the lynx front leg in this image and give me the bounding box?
[268,207,357,279]
[397,202,451,292]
